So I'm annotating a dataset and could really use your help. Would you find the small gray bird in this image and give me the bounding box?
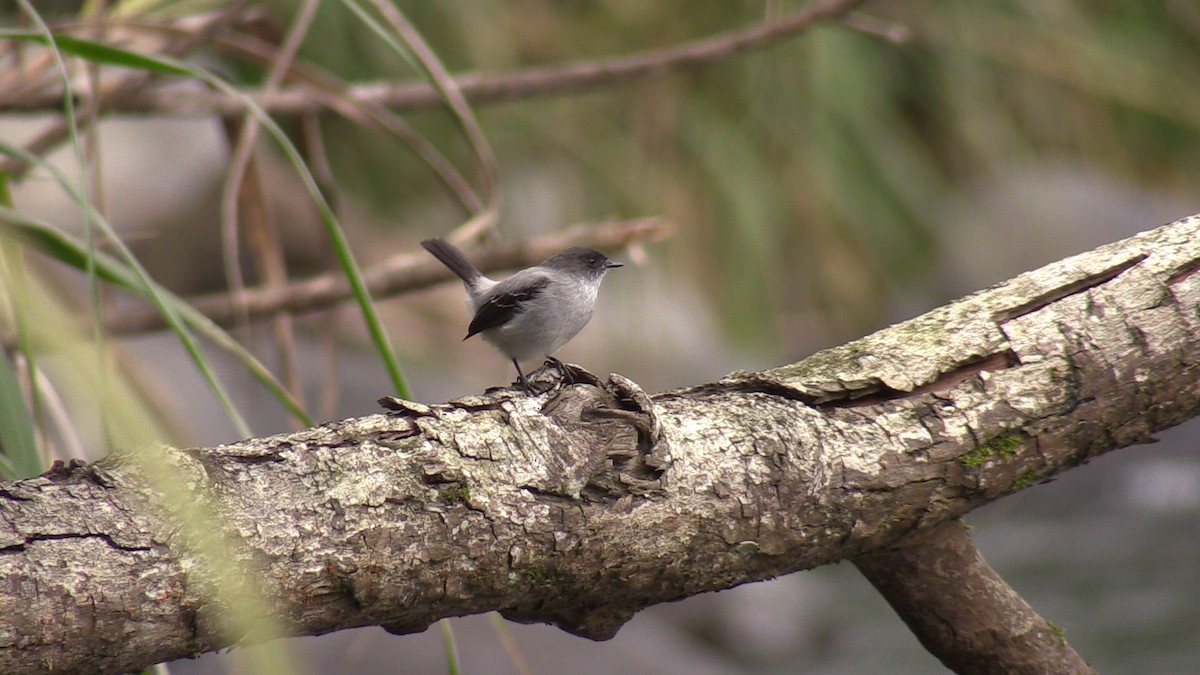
[421,238,622,393]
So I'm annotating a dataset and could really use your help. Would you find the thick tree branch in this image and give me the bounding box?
[2,214,1199,674]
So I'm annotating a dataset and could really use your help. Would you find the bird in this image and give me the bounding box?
[421,237,623,393]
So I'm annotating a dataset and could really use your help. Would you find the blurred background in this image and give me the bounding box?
[2,1,1199,673]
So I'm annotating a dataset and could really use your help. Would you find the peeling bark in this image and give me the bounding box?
[2,215,1199,674]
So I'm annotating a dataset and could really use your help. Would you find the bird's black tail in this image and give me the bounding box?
[421,238,483,283]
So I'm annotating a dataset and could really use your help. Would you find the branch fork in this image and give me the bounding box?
[3,215,1199,673]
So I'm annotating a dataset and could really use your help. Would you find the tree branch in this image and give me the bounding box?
[101,217,666,334]
[4,0,869,117]
[855,520,1094,674]
[3,213,1199,674]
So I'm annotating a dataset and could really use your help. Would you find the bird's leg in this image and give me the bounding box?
[513,358,536,394]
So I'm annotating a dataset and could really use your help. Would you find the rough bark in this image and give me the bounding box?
[1,214,1198,674]
[855,520,1094,674]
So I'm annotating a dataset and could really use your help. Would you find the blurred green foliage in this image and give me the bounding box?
[7,0,1200,349]
[3,2,1199,669]
[249,1,1200,347]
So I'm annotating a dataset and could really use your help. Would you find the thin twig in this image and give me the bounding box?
[220,0,321,415]
[362,0,500,238]
[220,3,319,329]
[101,218,668,335]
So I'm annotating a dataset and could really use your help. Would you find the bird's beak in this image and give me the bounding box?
[606,260,624,269]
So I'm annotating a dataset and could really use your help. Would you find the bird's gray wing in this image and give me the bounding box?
[464,276,551,340]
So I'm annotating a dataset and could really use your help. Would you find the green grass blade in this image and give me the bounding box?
[0,173,44,479]
[439,619,461,675]
[340,0,499,208]
[0,30,193,75]
[338,1,423,73]
[0,347,41,479]
[5,26,412,400]
[13,0,117,450]
[10,4,254,438]
[0,202,314,428]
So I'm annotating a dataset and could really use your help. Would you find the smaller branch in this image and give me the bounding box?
[102,217,667,334]
[0,4,257,177]
[11,0,868,117]
[854,520,1094,675]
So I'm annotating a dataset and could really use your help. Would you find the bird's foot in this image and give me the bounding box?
[516,364,555,396]
[545,357,604,387]
[517,358,603,395]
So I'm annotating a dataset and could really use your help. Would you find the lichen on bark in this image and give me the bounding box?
[2,215,1199,674]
